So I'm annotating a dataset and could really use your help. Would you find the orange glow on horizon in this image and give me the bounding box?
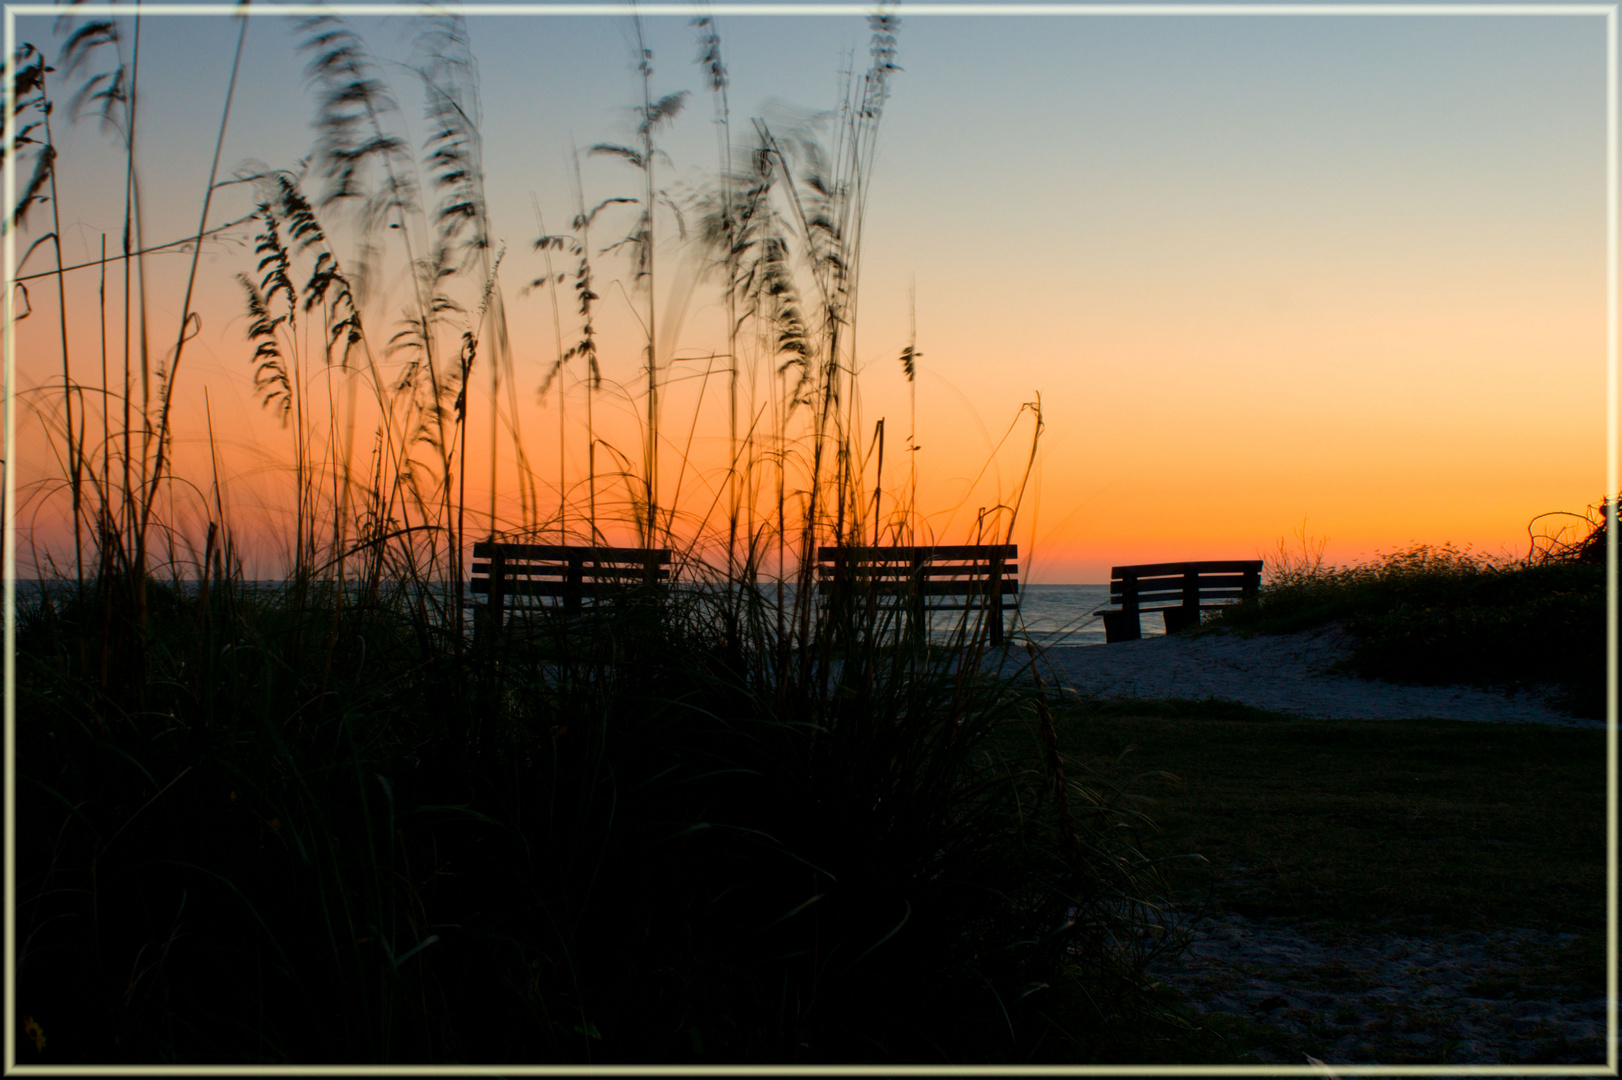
[7,11,1608,585]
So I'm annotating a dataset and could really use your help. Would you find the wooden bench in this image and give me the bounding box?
[470,542,672,627]
[1097,560,1262,643]
[816,544,1018,645]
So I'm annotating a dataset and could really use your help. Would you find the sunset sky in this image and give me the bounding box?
[9,3,1609,582]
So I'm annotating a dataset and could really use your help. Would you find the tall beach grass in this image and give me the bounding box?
[9,9,1190,1064]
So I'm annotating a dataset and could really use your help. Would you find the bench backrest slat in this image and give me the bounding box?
[471,541,671,564]
[1109,559,1261,578]
[818,544,1017,564]
[828,579,1021,597]
[471,562,671,580]
[1117,586,1249,602]
[473,579,668,598]
[816,563,1019,580]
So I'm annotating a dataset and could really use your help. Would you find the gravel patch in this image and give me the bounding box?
[1148,909,1610,1066]
[1037,625,1599,728]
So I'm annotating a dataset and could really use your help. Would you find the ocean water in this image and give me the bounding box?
[728,582,1156,648]
[703,580,1148,638]
[1012,583,1165,648]
[709,582,1155,647]
[14,579,1152,648]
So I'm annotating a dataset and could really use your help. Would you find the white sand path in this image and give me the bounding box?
[1035,625,1602,728]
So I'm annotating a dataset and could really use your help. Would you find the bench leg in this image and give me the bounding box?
[489,552,506,632]
[1162,607,1199,636]
[1101,610,1140,644]
[989,555,1004,647]
[565,555,583,614]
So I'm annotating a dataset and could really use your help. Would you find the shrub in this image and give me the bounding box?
[1211,525,1606,717]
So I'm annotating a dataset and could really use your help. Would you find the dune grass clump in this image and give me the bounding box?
[1208,509,1609,717]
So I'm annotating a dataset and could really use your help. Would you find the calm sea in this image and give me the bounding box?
[14,580,1150,648]
[738,582,1152,647]
[1013,583,1164,647]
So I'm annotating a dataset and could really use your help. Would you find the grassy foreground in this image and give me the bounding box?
[17,583,1607,1067]
[1051,700,1606,940]
[16,577,1203,1066]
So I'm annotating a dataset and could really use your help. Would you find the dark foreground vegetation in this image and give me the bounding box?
[1206,503,1611,718]
[17,579,1207,1065]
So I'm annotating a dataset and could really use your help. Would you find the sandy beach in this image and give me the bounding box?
[1036,624,1601,729]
